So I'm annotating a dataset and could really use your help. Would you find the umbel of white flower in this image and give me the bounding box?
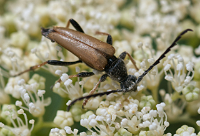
[0,105,34,136]
[13,75,51,117]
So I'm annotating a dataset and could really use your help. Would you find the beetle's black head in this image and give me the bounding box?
[41,27,55,42]
[120,75,137,91]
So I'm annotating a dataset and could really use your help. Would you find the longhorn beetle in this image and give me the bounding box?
[13,19,192,111]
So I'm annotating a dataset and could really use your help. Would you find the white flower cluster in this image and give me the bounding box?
[0,105,34,136]
[53,71,84,99]
[1,0,200,136]
[163,54,194,92]
[3,74,51,118]
[71,96,169,136]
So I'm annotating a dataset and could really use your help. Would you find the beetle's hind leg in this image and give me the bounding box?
[95,31,112,45]
[66,19,84,33]
[119,51,139,71]
[11,60,82,77]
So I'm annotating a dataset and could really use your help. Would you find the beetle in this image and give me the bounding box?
[13,18,192,111]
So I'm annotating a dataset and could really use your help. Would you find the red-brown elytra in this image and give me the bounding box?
[13,18,193,111]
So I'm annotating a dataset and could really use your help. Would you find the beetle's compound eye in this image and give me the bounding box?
[120,75,137,91]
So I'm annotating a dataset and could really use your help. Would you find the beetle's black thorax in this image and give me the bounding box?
[105,56,128,83]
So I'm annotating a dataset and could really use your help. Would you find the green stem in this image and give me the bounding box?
[151,88,159,104]
[32,116,57,134]
[169,113,200,132]
[171,91,183,101]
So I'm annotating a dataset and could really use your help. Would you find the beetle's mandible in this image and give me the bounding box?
[13,19,193,111]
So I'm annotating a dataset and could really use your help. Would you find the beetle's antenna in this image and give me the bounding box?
[136,29,193,84]
[67,88,130,111]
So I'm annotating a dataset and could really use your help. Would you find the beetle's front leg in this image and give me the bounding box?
[82,74,108,108]
[119,51,139,71]
[55,71,95,84]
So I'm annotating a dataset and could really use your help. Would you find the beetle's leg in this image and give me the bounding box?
[119,51,139,71]
[47,60,82,66]
[66,19,84,33]
[82,74,108,108]
[95,31,112,45]
[55,71,95,85]
[67,85,134,111]
[11,60,82,77]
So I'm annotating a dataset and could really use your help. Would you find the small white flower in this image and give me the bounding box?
[55,70,63,76]
[89,119,97,127]
[140,61,146,68]
[37,90,45,96]
[176,55,183,62]
[164,64,171,71]
[29,119,35,124]
[53,110,74,128]
[149,110,157,117]
[168,54,175,60]
[121,118,128,126]
[80,119,89,127]
[64,126,72,134]
[143,113,150,121]
[149,122,157,130]
[18,79,25,86]
[165,75,173,81]
[24,93,30,102]
[134,72,140,77]
[184,76,191,84]
[60,73,69,82]
[143,121,151,127]
[17,109,24,114]
[138,85,144,91]
[80,132,87,136]
[96,116,104,121]
[15,101,22,106]
[148,58,154,64]
[137,42,143,48]
[0,122,4,127]
[164,121,169,127]
[88,114,96,121]
[54,82,60,88]
[186,62,194,71]
[64,79,72,87]
[66,100,72,106]
[177,63,183,71]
